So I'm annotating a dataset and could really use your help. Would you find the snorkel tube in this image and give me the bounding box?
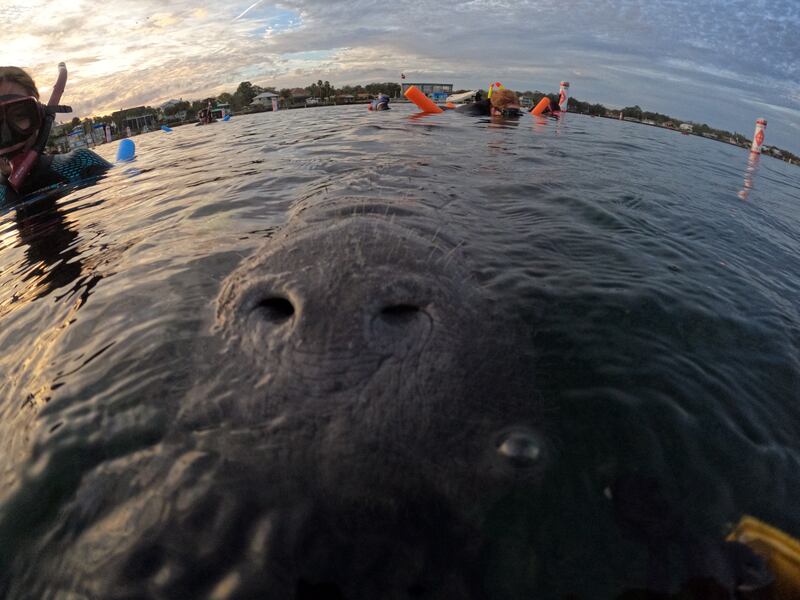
[8,62,69,192]
[487,81,504,99]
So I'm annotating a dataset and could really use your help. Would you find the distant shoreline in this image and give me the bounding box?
[592,112,795,165]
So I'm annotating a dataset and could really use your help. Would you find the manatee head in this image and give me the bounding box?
[3,198,547,599]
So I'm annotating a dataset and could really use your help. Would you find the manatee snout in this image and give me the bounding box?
[212,199,546,466]
[216,201,484,397]
[238,268,436,368]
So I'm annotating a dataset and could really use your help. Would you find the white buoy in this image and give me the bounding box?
[558,81,570,112]
[750,118,767,154]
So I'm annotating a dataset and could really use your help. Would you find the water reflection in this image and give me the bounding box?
[12,196,102,310]
[737,152,760,200]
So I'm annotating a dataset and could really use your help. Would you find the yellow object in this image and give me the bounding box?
[487,81,504,99]
[727,515,800,599]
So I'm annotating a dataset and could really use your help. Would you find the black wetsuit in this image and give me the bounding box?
[454,99,492,117]
[0,148,112,204]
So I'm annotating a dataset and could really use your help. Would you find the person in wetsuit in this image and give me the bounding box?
[369,94,391,111]
[0,66,111,204]
[455,88,523,118]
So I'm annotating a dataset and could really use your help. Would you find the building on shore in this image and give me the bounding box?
[112,107,157,134]
[290,88,309,104]
[251,92,278,107]
[401,83,453,99]
[211,103,231,120]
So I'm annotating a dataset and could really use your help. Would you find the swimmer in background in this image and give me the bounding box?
[1,65,111,204]
[533,97,561,116]
[369,94,391,111]
[455,88,522,118]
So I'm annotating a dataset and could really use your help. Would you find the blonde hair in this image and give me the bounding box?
[489,89,519,110]
[0,66,39,98]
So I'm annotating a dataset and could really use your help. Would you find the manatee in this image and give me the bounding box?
[0,196,778,599]
[0,198,548,599]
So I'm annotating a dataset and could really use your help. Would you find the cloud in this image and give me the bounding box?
[233,0,265,21]
[1,0,798,151]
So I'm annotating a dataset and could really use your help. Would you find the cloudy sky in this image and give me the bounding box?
[2,0,799,151]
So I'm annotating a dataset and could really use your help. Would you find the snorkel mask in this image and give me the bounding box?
[5,62,71,192]
[498,107,521,118]
[0,96,43,157]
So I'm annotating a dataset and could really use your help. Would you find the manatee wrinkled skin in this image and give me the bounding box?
[1,199,546,599]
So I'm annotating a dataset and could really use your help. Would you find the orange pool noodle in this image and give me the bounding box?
[531,97,551,116]
[404,85,443,113]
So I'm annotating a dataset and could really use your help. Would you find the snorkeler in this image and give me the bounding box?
[369,94,391,111]
[1,64,112,204]
[530,96,560,116]
[455,88,522,118]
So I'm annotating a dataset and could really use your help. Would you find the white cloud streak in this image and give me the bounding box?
[232,0,265,21]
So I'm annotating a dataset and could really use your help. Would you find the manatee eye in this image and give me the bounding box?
[497,431,542,467]
[254,297,295,323]
[380,304,420,324]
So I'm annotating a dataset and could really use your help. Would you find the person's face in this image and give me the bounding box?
[490,103,522,118]
[0,80,40,170]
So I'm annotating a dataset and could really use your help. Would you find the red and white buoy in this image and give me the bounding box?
[558,81,570,112]
[750,118,767,153]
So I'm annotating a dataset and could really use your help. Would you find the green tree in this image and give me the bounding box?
[622,105,643,120]
[233,81,257,109]
[588,103,605,116]
[163,99,191,117]
[279,88,292,108]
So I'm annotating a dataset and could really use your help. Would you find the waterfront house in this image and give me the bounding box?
[401,83,454,98]
[252,92,278,107]
[290,88,309,104]
[112,107,157,134]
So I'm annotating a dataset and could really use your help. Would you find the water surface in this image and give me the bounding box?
[1,104,799,598]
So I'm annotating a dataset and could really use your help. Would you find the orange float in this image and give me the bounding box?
[531,97,552,116]
[403,85,443,113]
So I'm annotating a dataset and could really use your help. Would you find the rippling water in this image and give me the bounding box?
[1,104,799,598]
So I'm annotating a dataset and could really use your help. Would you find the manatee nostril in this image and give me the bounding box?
[380,304,420,323]
[497,431,542,468]
[254,297,295,323]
